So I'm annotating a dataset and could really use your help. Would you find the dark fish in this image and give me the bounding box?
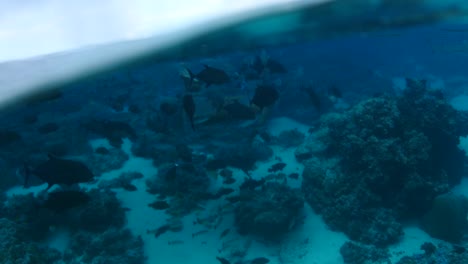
[23,115,38,125]
[164,164,179,181]
[183,94,196,130]
[148,224,171,238]
[219,169,233,178]
[302,87,321,112]
[240,178,265,191]
[168,240,184,245]
[216,256,231,264]
[252,56,287,75]
[405,78,427,90]
[453,245,466,254]
[122,183,137,191]
[192,229,209,238]
[328,85,342,99]
[214,187,235,198]
[222,101,256,120]
[43,190,90,212]
[82,119,137,147]
[226,195,250,204]
[188,65,230,87]
[148,200,170,210]
[288,173,299,180]
[226,196,242,203]
[223,177,236,185]
[38,122,59,134]
[268,162,286,173]
[251,257,270,264]
[25,154,94,190]
[160,100,179,116]
[0,130,21,147]
[24,88,63,105]
[251,85,279,110]
[265,59,287,74]
[220,228,230,239]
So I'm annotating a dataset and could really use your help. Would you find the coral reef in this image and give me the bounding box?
[396,242,468,264]
[75,189,127,233]
[234,182,303,241]
[421,193,468,243]
[65,228,145,264]
[86,147,130,175]
[340,241,389,264]
[1,189,137,263]
[301,83,467,246]
[0,218,62,264]
[275,128,306,148]
[2,189,126,237]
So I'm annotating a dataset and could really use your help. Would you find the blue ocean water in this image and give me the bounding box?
[1,1,468,264]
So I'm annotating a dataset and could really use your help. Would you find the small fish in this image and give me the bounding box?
[220,228,230,239]
[268,162,286,173]
[188,65,230,87]
[216,256,231,264]
[24,88,62,105]
[250,85,279,110]
[251,257,270,264]
[265,58,287,74]
[148,200,170,210]
[288,173,299,180]
[38,122,59,134]
[328,85,342,99]
[160,100,179,116]
[219,169,233,178]
[168,240,184,245]
[183,94,196,131]
[192,229,209,238]
[214,187,235,198]
[226,196,242,203]
[252,56,287,75]
[147,224,171,238]
[122,183,137,191]
[240,178,265,191]
[453,245,466,254]
[302,87,321,112]
[223,177,236,185]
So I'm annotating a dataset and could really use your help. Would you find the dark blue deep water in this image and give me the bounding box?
[1,1,468,264]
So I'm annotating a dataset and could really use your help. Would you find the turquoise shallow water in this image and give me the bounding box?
[1,1,468,264]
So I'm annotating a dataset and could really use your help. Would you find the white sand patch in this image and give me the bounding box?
[267,117,309,136]
[6,183,50,197]
[388,225,442,263]
[279,204,347,264]
[450,94,468,111]
[452,177,468,198]
[458,135,468,157]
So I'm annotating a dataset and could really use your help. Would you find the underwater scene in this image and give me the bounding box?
[2,1,468,264]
